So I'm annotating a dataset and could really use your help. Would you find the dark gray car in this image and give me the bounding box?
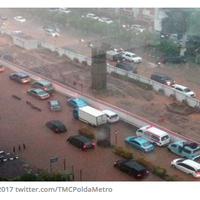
[9,72,31,84]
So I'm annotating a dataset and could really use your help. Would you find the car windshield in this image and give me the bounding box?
[161,135,169,141]
[193,148,200,155]
[183,88,191,92]
[51,101,59,106]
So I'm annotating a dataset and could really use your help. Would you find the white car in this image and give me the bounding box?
[172,84,196,98]
[14,16,26,22]
[171,158,200,178]
[99,17,113,24]
[131,24,146,32]
[44,29,60,37]
[122,51,142,63]
[85,13,99,20]
[12,31,22,35]
[58,7,71,13]
[101,110,119,123]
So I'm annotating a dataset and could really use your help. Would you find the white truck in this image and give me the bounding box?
[73,106,107,126]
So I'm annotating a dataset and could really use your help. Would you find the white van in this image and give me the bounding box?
[136,126,170,146]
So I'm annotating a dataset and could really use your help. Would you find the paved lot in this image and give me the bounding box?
[0,68,198,181]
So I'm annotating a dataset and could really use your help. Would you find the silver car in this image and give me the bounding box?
[27,88,50,100]
[48,100,61,111]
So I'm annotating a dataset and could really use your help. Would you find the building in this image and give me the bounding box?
[12,32,38,50]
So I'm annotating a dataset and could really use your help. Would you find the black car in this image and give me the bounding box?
[67,135,95,151]
[114,160,149,179]
[150,72,175,86]
[161,56,187,64]
[115,62,137,74]
[45,120,67,133]
[9,72,31,84]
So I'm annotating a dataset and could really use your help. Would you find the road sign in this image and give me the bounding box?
[50,156,58,163]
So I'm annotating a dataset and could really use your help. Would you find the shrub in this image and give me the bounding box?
[113,146,133,159]
[136,157,154,170]
[78,128,95,139]
[152,166,166,178]
[167,175,183,181]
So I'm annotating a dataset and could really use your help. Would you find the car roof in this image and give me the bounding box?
[182,159,200,168]
[141,126,169,137]
[15,72,29,77]
[31,88,44,92]
[49,120,63,125]
[133,136,148,144]
[34,80,52,85]
[152,72,171,77]
[70,135,91,142]
[173,84,188,89]
[123,51,136,55]
[71,98,85,103]
[124,160,146,170]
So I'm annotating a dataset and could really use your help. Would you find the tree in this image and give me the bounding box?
[157,39,180,56]
[161,8,190,34]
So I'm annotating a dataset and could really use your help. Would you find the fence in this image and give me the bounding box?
[1,58,199,145]
[107,64,200,109]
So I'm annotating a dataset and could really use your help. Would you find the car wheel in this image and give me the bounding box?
[171,164,176,168]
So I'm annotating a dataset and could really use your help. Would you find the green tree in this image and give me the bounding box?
[161,8,190,34]
[157,39,180,56]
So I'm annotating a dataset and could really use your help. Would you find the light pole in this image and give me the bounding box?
[114,129,119,146]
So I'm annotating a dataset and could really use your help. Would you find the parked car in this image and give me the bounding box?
[14,16,26,22]
[115,62,137,74]
[106,51,125,62]
[122,51,142,63]
[125,136,154,153]
[48,100,61,111]
[131,24,146,32]
[58,7,71,13]
[0,16,7,20]
[99,17,113,24]
[101,110,119,123]
[12,31,23,35]
[172,84,196,97]
[161,56,187,64]
[44,29,59,37]
[0,64,4,72]
[32,80,54,95]
[168,141,200,160]
[27,88,50,100]
[150,72,175,86]
[101,42,123,53]
[43,25,60,32]
[67,135,95,151]
[85,13,99,20]
[9,72,31,84]
[67,98,87,108]
[114,159,149,179]
[171,158,200,178]
[45,120,67,133]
